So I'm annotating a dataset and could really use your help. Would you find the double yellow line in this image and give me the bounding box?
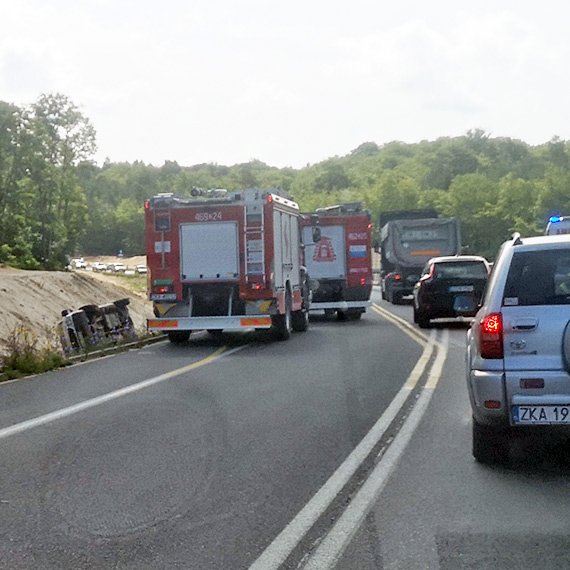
[371,302,429,346]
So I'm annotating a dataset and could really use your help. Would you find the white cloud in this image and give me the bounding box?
[1,0,570,167]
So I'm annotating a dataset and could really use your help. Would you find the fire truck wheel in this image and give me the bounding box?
[348,310,362,320]
[292,309,309,332]
[337,310,349,321]
[167,331,191,344]
[324,309,336,319]
[272,293,292,340]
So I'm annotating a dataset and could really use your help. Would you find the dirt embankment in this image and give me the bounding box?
[0,257,153,353]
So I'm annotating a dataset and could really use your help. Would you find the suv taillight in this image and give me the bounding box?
[480,313,503,359]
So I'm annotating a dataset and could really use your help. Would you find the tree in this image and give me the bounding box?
[24,94,96,267]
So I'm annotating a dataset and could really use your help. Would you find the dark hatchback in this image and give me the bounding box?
[413,255,490,328]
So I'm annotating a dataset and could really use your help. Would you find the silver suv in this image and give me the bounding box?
[467,233,570,463]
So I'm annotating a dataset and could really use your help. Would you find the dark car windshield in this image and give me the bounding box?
[504,249,570,305]
[434,261,488,280]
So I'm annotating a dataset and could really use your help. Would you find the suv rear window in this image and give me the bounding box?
[434,261,487,279]
[503,249,570,305]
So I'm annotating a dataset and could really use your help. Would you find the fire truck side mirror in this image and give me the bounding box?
[312,226,321,243]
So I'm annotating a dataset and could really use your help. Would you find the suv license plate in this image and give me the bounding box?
[513,405,570,424]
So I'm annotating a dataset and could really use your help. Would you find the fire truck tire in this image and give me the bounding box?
[324,309,336,319]
[167,331,191,344]
[337,311,349,321]
[292,309,309,332]
[348,310,362,320]
[272,292,292,340]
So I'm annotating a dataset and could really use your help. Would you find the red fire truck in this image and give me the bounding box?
[145,188,310,342]
[301,202,373,320]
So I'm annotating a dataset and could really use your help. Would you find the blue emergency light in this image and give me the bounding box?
[550,216,563,223]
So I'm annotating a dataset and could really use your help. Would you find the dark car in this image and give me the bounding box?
[413,255,490,328]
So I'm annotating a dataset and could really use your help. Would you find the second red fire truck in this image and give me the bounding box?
[300,202,373,320]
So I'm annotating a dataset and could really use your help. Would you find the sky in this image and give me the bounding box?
[1,0,569,169]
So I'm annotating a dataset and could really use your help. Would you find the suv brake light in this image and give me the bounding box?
[480,313,503,359]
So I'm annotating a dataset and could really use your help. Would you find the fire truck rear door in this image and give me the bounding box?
[180,222,239,280]
[303,224,346,280]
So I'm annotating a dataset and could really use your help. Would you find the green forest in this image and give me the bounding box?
[1,93,570,269]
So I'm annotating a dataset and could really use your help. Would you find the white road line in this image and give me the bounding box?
[0,345,245,440]
[302,329,449,570]
[248,331,437,570]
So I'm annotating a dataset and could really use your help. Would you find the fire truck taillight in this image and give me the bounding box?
[144,201,149,210]
[152,280,174,295]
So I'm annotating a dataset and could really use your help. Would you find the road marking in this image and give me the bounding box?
[302,329,449,570]
[248,331,437,570]
[371,303,429,346]
[0,345,245,440]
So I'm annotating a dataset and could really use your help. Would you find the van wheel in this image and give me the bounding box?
[472,418,509,465]
[272,292,292,340]
[168,331,191,344]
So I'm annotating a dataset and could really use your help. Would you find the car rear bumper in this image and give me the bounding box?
[468,369,508,425]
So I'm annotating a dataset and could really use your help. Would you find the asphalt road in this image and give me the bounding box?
[0,294,422,569]
[4,291,570,570]
[334,293,570,570]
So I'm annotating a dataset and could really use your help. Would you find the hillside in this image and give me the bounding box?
[0,257,153,354]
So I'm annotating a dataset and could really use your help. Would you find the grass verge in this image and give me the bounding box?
[0,326,68,382]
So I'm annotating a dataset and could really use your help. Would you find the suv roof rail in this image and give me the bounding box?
[510,232,522,246]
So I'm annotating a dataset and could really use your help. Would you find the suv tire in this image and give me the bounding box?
[415,307,431,328]
[389,288,402,305]
[472,418,509,465]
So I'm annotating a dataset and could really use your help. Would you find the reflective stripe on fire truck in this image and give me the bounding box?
[153,303,177,316]
[149,319,179,328]
[240,317,272,327]
[245,299,273,313]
